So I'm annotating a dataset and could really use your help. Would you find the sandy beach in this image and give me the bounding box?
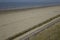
[0,6,60,40]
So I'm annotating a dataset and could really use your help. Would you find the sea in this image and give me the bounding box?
[0,2,60,10]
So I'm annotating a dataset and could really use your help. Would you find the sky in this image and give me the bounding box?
[0,0,60,2]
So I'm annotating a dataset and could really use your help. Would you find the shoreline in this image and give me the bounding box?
[0,4,60,40]
[0,4,60,12]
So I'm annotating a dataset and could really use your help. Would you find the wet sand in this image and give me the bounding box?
[0,6,60,40]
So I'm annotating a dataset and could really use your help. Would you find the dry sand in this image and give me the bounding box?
[0,6,60,40]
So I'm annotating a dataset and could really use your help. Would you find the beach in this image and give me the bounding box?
[0,6,60,40]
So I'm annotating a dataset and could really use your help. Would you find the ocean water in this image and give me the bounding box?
[0,2,60,10]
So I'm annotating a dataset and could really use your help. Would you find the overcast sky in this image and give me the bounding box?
[0,0,60,2]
